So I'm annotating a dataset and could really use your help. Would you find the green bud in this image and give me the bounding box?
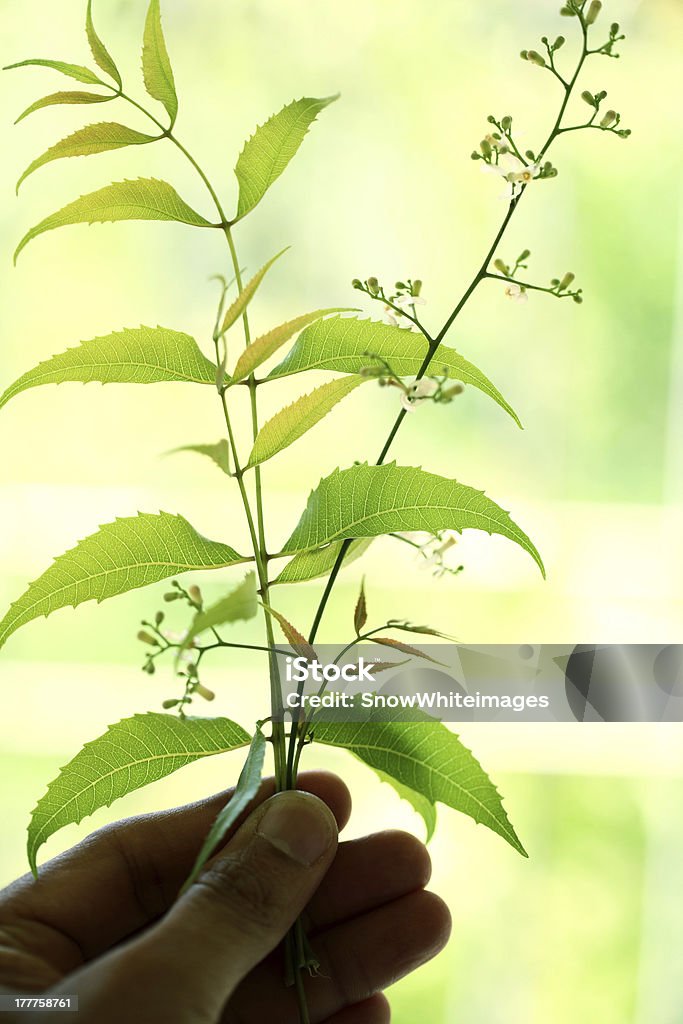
[617,129,631,138]
[600,110,617,128]
[554,36,566,49]
[596,90,607,101]
[163,591,180,602]
[586,1,602,25]
[480,138,492,158]
[581,91,596,107]
[493,259,509,274]
[144,661,156,675]
[162,698,180,709]
[519,249,531,262]
[195,684,215,702]
[188,584,202,606]
[560,6,575,15]
[501,115,512,131]
[520,50,529,60]
[351,278,362,289]
[395,281,407,290]
[471,151,481,160]
[412,280,423,297]
[551,279,561,287]
[138,630,159,647]
[487,115,496,124]
[527,50,546,67]
[367,277,380,296]
[573,294,584,304]
[155,611,165,626]
[611,22,620,35]
[559,272,575,290]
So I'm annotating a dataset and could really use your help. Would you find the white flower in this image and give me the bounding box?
[383,305,399,327]
[162,629,189,644]
[401,377,439,412]
[504,283,528,304]
[394,293,427,309]
[507,161,541,185]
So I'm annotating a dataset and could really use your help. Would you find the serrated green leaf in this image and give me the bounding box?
[247,377,364,469]
[179,573,258,658]
[182,728,266,892]
[220,250,287,336]
[372,768,437,841]
[0,326,216,411]
[86,0,121,88]
[373,636,443,665]
[262,605,317,661]
[354,578,368,635]
[230,309,351,384]
[14,178,212,263]
[314,714,526,856]
[28,713,250,874]
[167,440,231,476]
[142,0,178,126]
[234,95,338,222]
[17,123,159,192]
[15,91,113,125]
[4,59,104,86]
[0,512,247,652]
[273,538,373,586]
[282,463,545,577]
[269,315,521,427]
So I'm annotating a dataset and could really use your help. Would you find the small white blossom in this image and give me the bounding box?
[162,629,189,644]
[383,305,399,327]
[504,283,528,304]
[394,293,427,309]
[507,161,541,185]
[401,377,439,412]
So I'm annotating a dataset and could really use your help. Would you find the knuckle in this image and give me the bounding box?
[193,854,284,931]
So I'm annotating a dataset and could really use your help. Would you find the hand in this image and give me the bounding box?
[0,772,451,1023]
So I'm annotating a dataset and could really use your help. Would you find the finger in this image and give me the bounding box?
[229,889,451,1023]
[324,993,391,1024]
[305,831,431,932]
[60,792,338,1023]
[0,772,350,968]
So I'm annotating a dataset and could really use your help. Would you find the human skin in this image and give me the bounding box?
[0,772,451,1023]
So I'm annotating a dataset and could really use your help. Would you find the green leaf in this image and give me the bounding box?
[282,463,545,577]
[17,123,159,192]
[372,768,437,842]
[268,315,521,427]
[14,178,212,263]
[230,309,351,384]
[262,605,317,662]
[15,91,113,125]
[4,59,104,86]
[142,0,178,126]
[86,0,122,88]
[372,636,443,666]
[220,250,287,336]
[0,512,246,652]
[314,715,526,856]
[234,95,338,222]
[0,326,216,411]
[28,713,250,874]
[166,440,231,476]
[179,573,258,657]
[354,578,367,635]
[273,538,373,586]
[182,728,266,892]
[247,377,364,469]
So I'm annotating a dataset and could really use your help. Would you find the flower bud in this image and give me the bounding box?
[144,661,156,675]
[611,22,620,35]
[493,259,509,274]
[351,278,362,289]
[471,151,481,160]
[527,51,546,67]
[138,630,159,646]
[501,115,512,131]
[585,1,602,25]
[520,50,529,60]
[155,611,165,626]
[581,91,596,107]
[554,36,566,49]
[600,110,617,128]
[559,272,575,290]
[188,585,202,606]
[163,591,180,602]
[560,6,575,15]
[195,684,215,702]
[162,698,180,709]
[412,280,423,296]
[367,277,380,296]
[519,249,531,261]
[573,294,584,304]
[480,138,492,158]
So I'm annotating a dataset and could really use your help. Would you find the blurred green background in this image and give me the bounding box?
[1,0,682,1020]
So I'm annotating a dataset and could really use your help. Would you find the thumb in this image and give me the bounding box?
[66,791,338,1023]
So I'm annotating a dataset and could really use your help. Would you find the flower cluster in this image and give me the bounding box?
[489,249,584,304]
[352,276,426,328]
[358,353,465,412]
[472,115,558,198]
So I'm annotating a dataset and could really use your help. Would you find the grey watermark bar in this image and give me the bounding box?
[273,644,683,722]
[0,996,78,1012]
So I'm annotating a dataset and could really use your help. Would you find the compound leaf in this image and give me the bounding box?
[273,538,373,586]
[142,0,178,126]
[314,715,526,856]
[234,95,338,221]
[28,713,250,874]
[247,376,364,468]
[0,512,246,651]
[86,0,122,87]
[17,122,159,192]
[182,727,266,891]
[167,440,231,476]
[15,91,113,125]
[179,573,258,657]
[282,463,545,577]
[231,309,351,384]
[269,315,521,427]
[220,250,287,336]
[0,326,216,410]
[14,178,212,262]
[4,59,104,86]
